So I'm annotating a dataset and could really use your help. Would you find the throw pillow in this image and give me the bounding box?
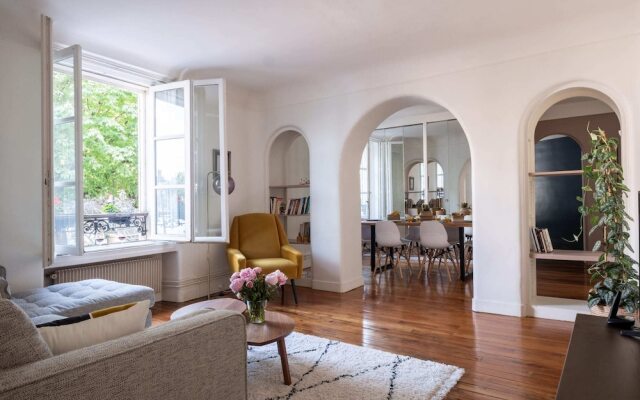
[0,299,52,369]
[38,300,149,355]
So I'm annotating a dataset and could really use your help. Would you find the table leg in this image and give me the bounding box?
[370,224,376,272]
[459,226,465,281]
[277,337,292,385]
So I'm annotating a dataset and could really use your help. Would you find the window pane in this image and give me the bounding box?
[155,138,185,185]
[53,185,77,255]
[155,188,185,235]
[155,88,185,137]
[193,83,223,238]
[52,47,81,257]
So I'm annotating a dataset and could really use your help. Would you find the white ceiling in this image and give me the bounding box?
[26,0,640,90]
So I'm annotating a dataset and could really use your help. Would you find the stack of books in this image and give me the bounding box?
[285,196,310,215]
[530,227,554,253]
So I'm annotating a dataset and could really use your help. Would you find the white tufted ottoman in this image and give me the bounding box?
[11,279,155,326]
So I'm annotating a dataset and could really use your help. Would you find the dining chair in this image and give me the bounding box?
[403,225,421,269]
[361,222,372,255]
[419,221,458,281]
[374,221,411,282]
[463,215,473,273]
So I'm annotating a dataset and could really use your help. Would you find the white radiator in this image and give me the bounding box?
[52,255,162,297]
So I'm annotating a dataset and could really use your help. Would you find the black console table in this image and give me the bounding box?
[556,314,640,399]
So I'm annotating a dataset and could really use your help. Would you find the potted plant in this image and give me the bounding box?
[579,128,639,315]
[460,202,472,215]
[229,267,288,323]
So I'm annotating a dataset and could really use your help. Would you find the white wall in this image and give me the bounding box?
[0,5,45,292]
[259,33,640,317]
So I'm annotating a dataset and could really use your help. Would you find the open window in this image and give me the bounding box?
[147,79,228,243]
[47,46,228,263]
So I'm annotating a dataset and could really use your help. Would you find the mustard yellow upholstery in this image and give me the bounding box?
[227,213,303,280]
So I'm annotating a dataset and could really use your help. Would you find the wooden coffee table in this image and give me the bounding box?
[246,311,295,385]
[169,298,247,320]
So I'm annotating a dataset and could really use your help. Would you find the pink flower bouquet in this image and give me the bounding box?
[229,267,287,323]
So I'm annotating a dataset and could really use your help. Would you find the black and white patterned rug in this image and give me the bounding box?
[248,332,464,400]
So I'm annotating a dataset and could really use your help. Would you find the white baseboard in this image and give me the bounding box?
[312,276,364,293]
[527,296,588,321]
[472,298,525,317]
[162,273,230,302]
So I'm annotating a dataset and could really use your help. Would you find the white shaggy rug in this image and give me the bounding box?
[247,332,464,400]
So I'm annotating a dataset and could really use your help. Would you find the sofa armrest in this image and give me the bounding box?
[227,248,247,272]
[0,310,247,400]
[281,245,304,278]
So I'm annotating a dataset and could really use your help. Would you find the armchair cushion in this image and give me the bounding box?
[246,258,298,278]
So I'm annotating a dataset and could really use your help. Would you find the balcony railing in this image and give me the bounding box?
[83,212,148,247]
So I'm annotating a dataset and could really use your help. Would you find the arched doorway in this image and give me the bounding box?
[524,86,624,319]
[353,100,474,294]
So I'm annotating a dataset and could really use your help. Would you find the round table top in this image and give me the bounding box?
[169,298,247,320]
[246,311,295,346]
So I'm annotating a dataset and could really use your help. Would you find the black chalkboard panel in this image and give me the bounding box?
[535,137,583,250]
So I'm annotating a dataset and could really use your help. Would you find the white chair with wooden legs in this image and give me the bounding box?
[403,225,421,273]
[419,221,458,281]
[374,221,412,282]
[463,215,473,273]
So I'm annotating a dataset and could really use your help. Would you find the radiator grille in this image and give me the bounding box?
[52,255,162,296]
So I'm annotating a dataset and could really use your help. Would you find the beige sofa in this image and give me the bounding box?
[0,306,247,400]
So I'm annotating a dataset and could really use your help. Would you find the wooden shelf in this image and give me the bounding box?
[530,249,606,262]
[528,170,582,177]
[276,214,310,217]
[269,184,310,189]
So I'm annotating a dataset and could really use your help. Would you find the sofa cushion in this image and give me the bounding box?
[11,279,155,319]
[38,300,149,355]
[0,299,52,369]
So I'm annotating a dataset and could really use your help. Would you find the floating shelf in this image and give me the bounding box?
[530,249,607,262]
[269,184,310,189]
[528,170,582,177]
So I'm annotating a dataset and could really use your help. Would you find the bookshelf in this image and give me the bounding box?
[268,130,312,287]
[269,184,311,244]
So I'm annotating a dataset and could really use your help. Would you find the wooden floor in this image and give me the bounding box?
[536,260,591,300]
[152,258,574,399]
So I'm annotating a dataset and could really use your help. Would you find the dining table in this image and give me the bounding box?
[362,219,473,281]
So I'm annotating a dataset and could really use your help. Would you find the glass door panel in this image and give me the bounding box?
[192,79,227,242]
[148,81,190,240]
[52,45,82,257]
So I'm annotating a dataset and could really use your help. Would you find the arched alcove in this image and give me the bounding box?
[523,84,625,320]
[267,129,312,286]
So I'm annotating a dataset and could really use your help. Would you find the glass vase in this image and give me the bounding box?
[246,300,267,324]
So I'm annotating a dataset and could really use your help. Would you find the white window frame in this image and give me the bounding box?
[191,79,228,243]
[147,80,192,242]
[51,44,84,259]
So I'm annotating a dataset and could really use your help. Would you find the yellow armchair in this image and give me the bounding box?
[227,213,303,304]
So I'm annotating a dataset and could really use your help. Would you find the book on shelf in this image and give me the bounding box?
[283,196,310,216]
[530,227,554,253]
[269,196,284,215]
[296,221,311,243]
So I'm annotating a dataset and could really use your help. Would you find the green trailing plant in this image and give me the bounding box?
[579,127,639,313]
